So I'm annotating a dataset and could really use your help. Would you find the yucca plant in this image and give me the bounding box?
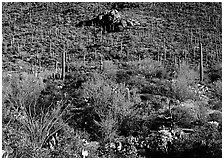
[19,97,72,154]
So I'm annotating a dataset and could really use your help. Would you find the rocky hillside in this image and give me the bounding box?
[2,2,222,71]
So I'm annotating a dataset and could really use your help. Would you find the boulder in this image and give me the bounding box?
[207,121,219,128]
[76,9,140,32]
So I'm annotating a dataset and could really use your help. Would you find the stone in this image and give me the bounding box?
[76,9,140,32]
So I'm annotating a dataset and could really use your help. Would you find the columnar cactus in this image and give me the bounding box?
[100,54,103,70]
[61,47,66,81]
[200,42,204,82]
[125,87,130,101]
[164,38,166,64]
[55,61,58,73]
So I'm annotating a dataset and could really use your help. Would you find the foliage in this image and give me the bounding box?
[77,73,141,140]
[171,125,221,158]
[211,80,222,101]
[171,62,199,101]
[206,63,222,83]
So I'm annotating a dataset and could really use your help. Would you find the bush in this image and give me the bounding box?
[2,85,83,158]
[2,72,44,109]
[171,62,199,101]
[206,63,222,83]
[2,72,76,158]
[171,125,222,158]
[171,100,209,127]
[2,72,45,128]
[127,58,167,79]
[75,73,141,141]
[211,80,222,101]
[141,79,173,97]
[102,60,118,80]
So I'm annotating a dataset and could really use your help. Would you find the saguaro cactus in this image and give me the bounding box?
[125,87,130,101]
[200,42,204,82]
[61,46,66,81]
[163,38,166,64]
[178,54,181,69]
[55,60,58,73]
[100,54,103,70]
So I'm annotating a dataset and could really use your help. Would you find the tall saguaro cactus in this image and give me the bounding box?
[125,87,130,101]
[200,42,204,82]
[61,45,66,81]
[55,60,58,73]
[120,40,123,55]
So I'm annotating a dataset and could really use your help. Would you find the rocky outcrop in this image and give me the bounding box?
[76,9,140,32]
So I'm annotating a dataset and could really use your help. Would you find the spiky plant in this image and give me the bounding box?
[20,98,72,153]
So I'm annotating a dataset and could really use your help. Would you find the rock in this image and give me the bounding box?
[173,128,194,139]
[109,9,121,22]
[76,9,140,32]
[126,18,141,26]
[208,121,219,128]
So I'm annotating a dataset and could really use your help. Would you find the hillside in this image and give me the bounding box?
[2,2,222,71]
[2,2,222,158]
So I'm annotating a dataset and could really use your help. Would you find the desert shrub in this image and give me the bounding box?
[178,62,199,84]
[210,80,222,101]
[210,101,222,110]
[206,63,222,83]
[128,74,149,89]
[3,122,92,158]
[171,125,221,158]
[35,79,67,118]
[2,72,46,135]
[73,73,141,141]
[116,69,134,84]
[127,58,167,79]
[2,93,75,158]
[46,128,97,158]
[171,100,209,128]
[119,110,158,137]
[141,79,173,97]
[2,72,45,116]
[116,59,168,90]
[98,123,222,158]
[2,72,77,157]
[102,60,118,80]
[171,62,199,101]
[98,136,139,158]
